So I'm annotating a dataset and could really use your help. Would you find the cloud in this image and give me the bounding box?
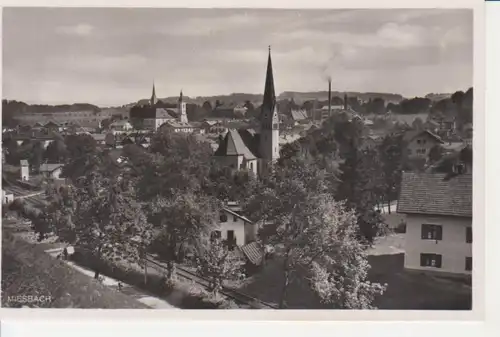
[56,23,94,36]
[166,13,257,37]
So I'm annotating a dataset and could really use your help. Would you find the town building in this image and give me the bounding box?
[212,206,258,250]
[130,84,192,131]
[20,160,29,181]
[15,110,105,129]
[214,47,280,177]
[39,163,64,179]
[109,120,133,134]
[2,189,14,205]
[403,130,444,159]
[397,171,472,275]
[158,120,195,133]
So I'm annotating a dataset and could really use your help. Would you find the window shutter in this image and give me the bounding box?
[436,226,443,240]
[421,225,427,239]
[435,254,442,268]
[420,254,426,267]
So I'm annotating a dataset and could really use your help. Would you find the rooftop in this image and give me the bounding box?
[397,172,472,217]
[403,130,444,144]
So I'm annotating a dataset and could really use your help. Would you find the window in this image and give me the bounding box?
[219,212,228,223]
[465,257,472,271]
[466,227,472,243]
[249,162,253,170]
[407,149,412,155]
[227,230,236,250]
[417,139,421,144]
[421,224,443,240]
[420,253,442,268]
[233,215,238,222]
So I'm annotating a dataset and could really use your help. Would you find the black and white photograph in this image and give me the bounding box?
[1,7,474,311]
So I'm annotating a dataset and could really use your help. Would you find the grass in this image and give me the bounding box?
[69,248,239,309]
[1,231,149,309]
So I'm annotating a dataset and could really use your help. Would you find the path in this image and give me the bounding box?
[45,247,179,309]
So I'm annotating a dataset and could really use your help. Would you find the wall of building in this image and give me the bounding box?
[407,134,440,159]
[214,210,247,246]
[216,155,242,170]
[21,166,29,181]
[244,222,258,245]
[404,214,472,274]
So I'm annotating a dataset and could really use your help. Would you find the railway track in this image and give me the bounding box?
[145,255,277,309]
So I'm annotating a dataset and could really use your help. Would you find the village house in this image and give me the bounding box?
[403,130,444,159]
[39,163,64,179]
[109,120,133,134]
[20,160,29,181]
[397,171,472,275]
[159,120,195,133]
[212,206,258,250]
[2,189,14,205]
[202,120,227,134]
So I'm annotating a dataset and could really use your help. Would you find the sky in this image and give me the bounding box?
[2,8,473,107]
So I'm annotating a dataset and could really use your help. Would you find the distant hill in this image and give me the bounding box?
[128,91,406,108]
[278,91,404,104]
[425,93,453,102]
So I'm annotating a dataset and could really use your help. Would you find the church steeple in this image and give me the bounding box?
[178,89,188,123]
[150,82,158,106]
[259,46,280,166]
[261,45,276,123]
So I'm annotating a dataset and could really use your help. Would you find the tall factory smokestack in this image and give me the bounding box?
[344,93,348,110]
[328,78,332,118]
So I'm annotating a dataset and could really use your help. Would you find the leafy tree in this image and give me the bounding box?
[428,144,444,164]
[460,146,472,166]
[194,238,245,296]
[378,134,405,209]
[57,172,153,279]
[148,192,220,280]
[138,130,213,200]
[308,204,387,308]
[44,137,68,164]
[30,141,45,172]
[243,157,329,308]
[244,162,386,308]
[61,134,100,182]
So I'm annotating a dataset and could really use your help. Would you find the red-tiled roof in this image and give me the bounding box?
[240,242,263,266]
[397,172,472,217]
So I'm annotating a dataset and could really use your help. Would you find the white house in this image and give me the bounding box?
[397,172,472,275]
[39,163,64,179]
[20,160,29,181]
[2,189,14,205]
[212,207,258,249]
[109,120,133,134]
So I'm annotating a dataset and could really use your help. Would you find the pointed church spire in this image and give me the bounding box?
[179,89,183,102]
[262,45,276,113]
[151,81,158,106]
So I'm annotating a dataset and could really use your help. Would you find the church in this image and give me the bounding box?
[129,85,190,132]
[214,47,280,177]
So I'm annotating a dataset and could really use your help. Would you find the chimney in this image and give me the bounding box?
[344,93,348,110]
[328,78,332,118]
